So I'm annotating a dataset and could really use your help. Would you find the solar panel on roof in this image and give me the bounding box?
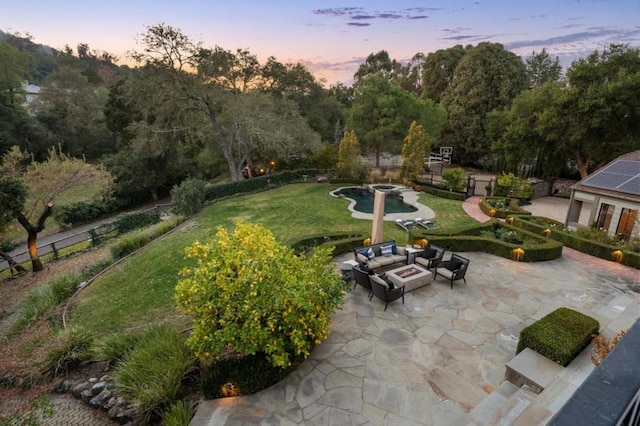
[582,159,640,196]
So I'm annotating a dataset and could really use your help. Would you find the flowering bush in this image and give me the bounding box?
[175,222,346,368]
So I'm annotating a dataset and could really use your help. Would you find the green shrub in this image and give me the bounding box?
[517,308,599,366]
[175,222,346,368]
[441,167,466,192]
[115,210,160,234]
[510,216,640,269]
[114,325,197,423]
[414,220,563,262]
[479,197,531,218]
[90,333,142,366]
[200,353,301,399]
[203,170,318,202]
[109,216,184,259]
[171,178,206,216]
[413,181,466,201]
[40,326,93,379]
[161,400,196,426]
[54,197,128,227]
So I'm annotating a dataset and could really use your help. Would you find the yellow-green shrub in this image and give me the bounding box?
[175,222,346,368]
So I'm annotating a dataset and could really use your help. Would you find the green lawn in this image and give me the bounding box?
[69,183,475,336]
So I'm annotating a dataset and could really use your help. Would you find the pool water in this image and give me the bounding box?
[334,187,418,214]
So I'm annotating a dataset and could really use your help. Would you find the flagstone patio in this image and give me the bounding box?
[191,248,639,425]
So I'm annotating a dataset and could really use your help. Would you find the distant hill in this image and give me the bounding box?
[0,29,59,83]
[0,29,129,86]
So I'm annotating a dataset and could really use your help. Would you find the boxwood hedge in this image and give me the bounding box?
[479,197,532,219]
[510,216,640,269]
[413,220,563,262]
[516,308,599,366]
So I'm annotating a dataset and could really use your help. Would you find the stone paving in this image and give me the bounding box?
[192,196,640,425]
[40,394,116,426]
[192,247,639,425]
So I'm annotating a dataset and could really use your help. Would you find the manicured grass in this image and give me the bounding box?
[68,184,472,336]
[417,192,479,230]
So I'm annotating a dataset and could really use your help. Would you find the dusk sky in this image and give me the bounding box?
[2,0,638,85]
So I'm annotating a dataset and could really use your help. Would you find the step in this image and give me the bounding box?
[505,348,564,394]
[468,381,520,424]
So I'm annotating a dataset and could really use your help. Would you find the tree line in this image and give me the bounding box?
[1,24,639,271]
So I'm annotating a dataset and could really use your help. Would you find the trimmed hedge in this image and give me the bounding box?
[413,220,563,262]
[516,308,599,366]
[412,181,467,201]
[203,170,320,203]
[511,216,640,269]
[200,352,302,399]
[115,210,160,234]
[479,197,532,219]
[54,198,129,227]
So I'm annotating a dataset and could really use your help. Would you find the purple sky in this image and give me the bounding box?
[2,0,638,85]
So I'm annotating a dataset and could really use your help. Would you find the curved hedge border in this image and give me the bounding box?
[479,197,532,219]
[510,215,640,269]
[411,220,563,262]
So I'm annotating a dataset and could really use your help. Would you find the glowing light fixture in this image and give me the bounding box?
[542,228,551,237]
[221,382,239,397]
[489,208,496,217]
[612,250,623,263]
[363,237,371,246]
[512,248,525,261]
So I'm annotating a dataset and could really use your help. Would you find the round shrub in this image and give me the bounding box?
[171,178,206,216]
[175,222,346,368]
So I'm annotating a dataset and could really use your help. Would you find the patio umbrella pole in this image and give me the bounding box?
[371,190,386,244]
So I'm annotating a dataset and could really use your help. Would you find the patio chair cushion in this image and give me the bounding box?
[378,273,395,289]
[446,258,464,271]
[421,247,438,259]
[437,268,455,280]
[370,274,388,288]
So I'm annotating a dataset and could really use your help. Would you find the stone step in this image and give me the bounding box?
[469,383,538,425]
[467,381,519,424]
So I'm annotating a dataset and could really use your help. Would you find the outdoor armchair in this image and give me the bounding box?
[414,245,445,270]
[434,254,470,289]
[369,274,405,311]
[353,266,373,299]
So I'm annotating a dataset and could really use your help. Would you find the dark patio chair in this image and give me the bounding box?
[353,266,373,300]
[414,245,445,270]
[434,254,470,289]
[369,275,405,311]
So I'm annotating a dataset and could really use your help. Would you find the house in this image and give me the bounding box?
[565,151,640,240]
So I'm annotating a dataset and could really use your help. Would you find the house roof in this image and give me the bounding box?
[571,150,640,202]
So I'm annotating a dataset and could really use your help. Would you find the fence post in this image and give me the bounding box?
[51,242,59,260]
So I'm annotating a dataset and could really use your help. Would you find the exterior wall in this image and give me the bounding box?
[593,195,639,238]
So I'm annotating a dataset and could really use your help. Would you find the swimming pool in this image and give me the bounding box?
[333,186,418,214]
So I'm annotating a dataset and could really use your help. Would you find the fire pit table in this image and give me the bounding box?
[385,264,432,292]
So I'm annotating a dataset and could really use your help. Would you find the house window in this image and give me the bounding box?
[596,203,614,231]
[616,208,638,241]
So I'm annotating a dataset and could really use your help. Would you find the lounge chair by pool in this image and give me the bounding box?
[395,219,415,231]
[415,217,439,230]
